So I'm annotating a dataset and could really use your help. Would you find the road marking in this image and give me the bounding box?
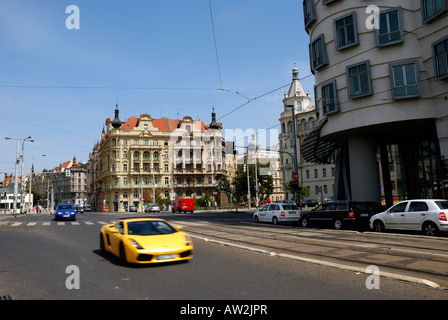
[27,222,37,226]
[84,222,95,225]
[57,222,65,226]
[42,222,51,226]
[11,222,22,226]
[170,220,209,227]
[97,221,108,225]
[71,222,80,225]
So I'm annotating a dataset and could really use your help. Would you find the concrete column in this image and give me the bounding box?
[348,136,381,202]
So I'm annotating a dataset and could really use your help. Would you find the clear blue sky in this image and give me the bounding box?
[0,0,314,174]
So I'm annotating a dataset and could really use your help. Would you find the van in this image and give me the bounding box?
[172,198,195,213]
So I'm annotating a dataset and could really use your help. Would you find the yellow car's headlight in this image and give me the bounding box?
[129,238,143,249]
[184,235,192,246]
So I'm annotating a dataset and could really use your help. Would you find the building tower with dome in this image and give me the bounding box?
[279,65,335,202]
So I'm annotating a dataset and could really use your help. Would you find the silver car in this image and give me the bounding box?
[145,205,160,213]
[253,203,300,225]
[369,199,448,236]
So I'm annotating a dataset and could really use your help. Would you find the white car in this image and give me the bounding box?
[369,199,448,236]
[253,203,300,226]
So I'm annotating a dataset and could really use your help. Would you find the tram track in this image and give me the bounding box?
[172,219,448,288]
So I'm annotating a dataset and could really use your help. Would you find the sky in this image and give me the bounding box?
[0,0,314,175]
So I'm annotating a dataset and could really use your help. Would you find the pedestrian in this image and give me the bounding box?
[214,200,217,210]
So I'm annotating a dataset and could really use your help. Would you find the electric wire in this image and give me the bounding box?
[208,0,223,90]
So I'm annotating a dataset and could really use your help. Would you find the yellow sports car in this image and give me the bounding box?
[99,218,193,264]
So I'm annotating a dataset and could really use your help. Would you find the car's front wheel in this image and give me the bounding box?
[272,217,279,225]
[300,217,309,228]
[372,220,385,233]
[119,243,128,265]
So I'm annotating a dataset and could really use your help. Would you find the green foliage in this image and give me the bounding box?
[232,162,274,202]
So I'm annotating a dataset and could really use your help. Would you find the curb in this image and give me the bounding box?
[190,234,443,290]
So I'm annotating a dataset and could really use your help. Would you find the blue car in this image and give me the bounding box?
[55,204,76,221]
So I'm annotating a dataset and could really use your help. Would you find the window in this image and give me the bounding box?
[323,0,337,4]
[310,34,328,72]
[321,79,339,115]
[422,0,447,23]
[334,12,358,50]
[347,61,372,98]
[432,36,448,80]
[390,60,420,99]
[303,0,317,30]
[376,7,403,47]
[390,201,408,213]
[409,201,429,212]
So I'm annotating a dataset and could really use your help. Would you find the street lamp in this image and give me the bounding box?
[286,105,299,202]
[5,136,33,214]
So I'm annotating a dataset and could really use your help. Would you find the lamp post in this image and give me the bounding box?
[286,105,299,202]
[20,137,34,212]
[5,136,33,215]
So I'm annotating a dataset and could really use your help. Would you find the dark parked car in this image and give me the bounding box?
[299,200,383,230]
[302,199,318,207]
[74,205,84,214]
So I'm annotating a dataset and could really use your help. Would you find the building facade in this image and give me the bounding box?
[97,106,236,212]
[302,0,448,204]
[279,66,335,201]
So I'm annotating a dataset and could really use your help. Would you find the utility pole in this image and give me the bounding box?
[5,136,33,215]
[287,106,299,203]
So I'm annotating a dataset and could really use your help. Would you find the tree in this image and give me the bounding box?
[232,161,274,203]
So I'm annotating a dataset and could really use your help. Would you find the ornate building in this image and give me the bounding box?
[279,66,335,201]
[97,105,236,212]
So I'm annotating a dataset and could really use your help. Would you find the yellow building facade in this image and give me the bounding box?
[98,106,235,212]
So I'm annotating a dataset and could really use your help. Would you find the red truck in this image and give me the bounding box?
[172,198,195,213]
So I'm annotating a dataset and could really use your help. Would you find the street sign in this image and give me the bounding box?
[292,172,299,180]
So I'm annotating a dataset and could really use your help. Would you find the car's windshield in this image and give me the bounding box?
[435,201,448,210]
[58,204,73,210]
[127,221,177,236]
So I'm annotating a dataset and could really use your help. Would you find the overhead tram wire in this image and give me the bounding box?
[217,83,291,121]
[208,0,223,90]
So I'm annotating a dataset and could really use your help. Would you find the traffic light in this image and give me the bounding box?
[291,180,299,191]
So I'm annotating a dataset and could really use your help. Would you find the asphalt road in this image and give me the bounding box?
[1,211,448,304]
